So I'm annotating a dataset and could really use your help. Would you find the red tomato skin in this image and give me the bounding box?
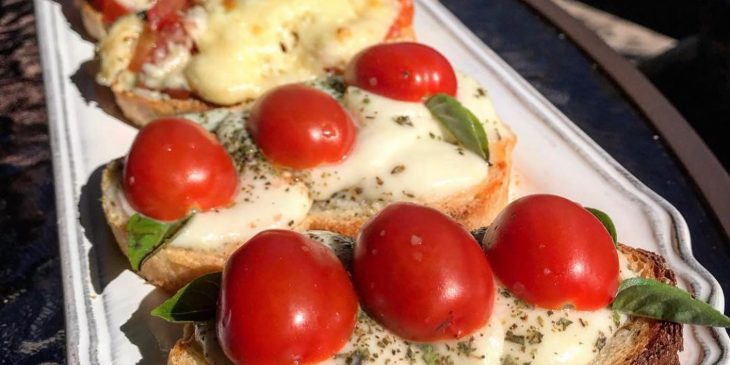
[385,0,414,40]
[248,84,356,169]
[123,118,238,221]
[484,194,620,310]
[217,230,358,365]
[147,0,188,30]
[344,42,457,102]
[96,0,131,23]
[128,0,190,73]
[353,203,495,342]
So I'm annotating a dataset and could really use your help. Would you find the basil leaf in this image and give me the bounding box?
[127,213,193,271]
[612,277,730,327]
[426,94,490,161]
[585,207,618,246]
[151,272,222,323]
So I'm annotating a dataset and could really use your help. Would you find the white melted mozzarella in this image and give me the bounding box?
[167,112,313,250]
[323,313,504,365]
[194,285,628,365]
[493,289,626,365]
[185,0,398,105]
[168,172,312,250]
[307,74,499,203]
[97,15,144,88]
[139,43,192,91]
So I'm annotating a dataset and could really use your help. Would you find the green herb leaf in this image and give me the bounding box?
[612,277,730,327]
[127,213,193,271]
[585,207,618,246]
[151,272,222,323]
[426,94,489,161]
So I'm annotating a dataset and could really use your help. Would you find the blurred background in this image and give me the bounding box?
[551,0,729,170]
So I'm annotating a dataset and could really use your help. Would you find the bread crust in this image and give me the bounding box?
[112,85,214,128]
[101,126,514,292]
[80,0,107,40]
[591,245,683,365]
[165,244,683,365]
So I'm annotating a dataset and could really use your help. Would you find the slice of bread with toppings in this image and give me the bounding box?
[163,244,683,365]
[94,0,415,127]
[101,73,516,292]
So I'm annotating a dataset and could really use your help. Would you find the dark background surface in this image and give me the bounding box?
[577,0,730,171]
[1,0,728,363]
[0,0,65,363]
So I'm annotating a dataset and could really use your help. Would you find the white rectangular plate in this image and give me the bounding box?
[34,0,730,363]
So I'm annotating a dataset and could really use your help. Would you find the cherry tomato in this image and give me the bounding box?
[217,230,358,365]
[344,42,457,102]
[385,0,414,40]
[146,0,187,30]
[93,0,131,23]
[123,118,237,221]
[483,194,620,310]
[248,84,356,169]
[128,0,190,73]
[353,203,495,341]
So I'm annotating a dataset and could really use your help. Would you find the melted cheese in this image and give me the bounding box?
[112,165,312,251]
[169,113,313,250]
[307,74,505,204]
[97,14,144,87]
[168,172,312,250]
[185,0,398,105]
[139,43,192,90]
[494,289,626,365]
[193,289,629,365]
[192,288,627,365]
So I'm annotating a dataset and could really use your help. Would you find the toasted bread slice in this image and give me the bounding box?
[165,244,683,365]
[101,120,515,292]
[111,84,214,128]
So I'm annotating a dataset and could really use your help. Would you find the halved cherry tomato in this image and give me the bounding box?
[92,0,132,23]
[217,230,358,365]
[353,203,495,342]
[344,42,457,102]
[247,84,356,169]
[483,194,620,310]
[123,118,237,221]
[385,0,414,40]
[128,0,190,73]
[146,0,187,30]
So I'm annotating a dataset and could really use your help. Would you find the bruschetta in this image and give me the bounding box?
[157,197,695,365]
[93,0,415,126]
[101,43,516,292]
